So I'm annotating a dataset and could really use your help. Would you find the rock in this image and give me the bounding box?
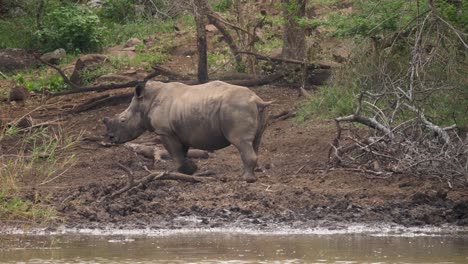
[87,0,105,8]
[124,38,142,48]
[121,46,136,51]
[332,46,350,63]
[40,48,66,64]
[269,48,282,58]
[8,85,30,102]
[205,24,219,34]
[70,54,109,85]
[0,49,39,73]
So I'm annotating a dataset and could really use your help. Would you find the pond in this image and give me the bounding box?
[1,227,467,263]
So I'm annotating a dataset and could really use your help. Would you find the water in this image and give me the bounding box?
[1,229,467,263]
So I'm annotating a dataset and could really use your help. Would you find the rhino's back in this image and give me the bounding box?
[165,81,259,150]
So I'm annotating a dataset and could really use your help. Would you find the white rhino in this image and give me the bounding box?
[103,81,272,183]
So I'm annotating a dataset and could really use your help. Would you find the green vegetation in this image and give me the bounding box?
[36,5,104,52]
[296,85,357,122]
[14,71,67,92]
[0,17,36,49]
[298,0,467,129]
[0,125,80,224]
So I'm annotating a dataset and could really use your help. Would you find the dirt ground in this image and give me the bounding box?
[1,82,467,231]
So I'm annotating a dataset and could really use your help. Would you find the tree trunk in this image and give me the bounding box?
[281,0,307,60]
[191,0,209,83]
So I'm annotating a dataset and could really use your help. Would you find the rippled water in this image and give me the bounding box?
[1,228,467,263]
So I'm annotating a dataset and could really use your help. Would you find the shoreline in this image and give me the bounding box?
[2,222,468,237]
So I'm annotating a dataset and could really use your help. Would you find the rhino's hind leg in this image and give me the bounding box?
[161,136,198,175]
[235,141,258,183]
[178,159,198,175]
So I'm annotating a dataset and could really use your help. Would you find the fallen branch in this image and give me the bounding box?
[71,93,133,113]
[237,51,331,70]
[271,110,296,122]
[404,103,453,144]
[152,65,192,80]
[35,54,161,97]
[99,162,212,202]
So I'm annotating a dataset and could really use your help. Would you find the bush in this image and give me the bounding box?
[98,0,137,23]
[35,5,104,52]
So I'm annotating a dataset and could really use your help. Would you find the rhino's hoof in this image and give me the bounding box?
[178,160,198,175]
[244,175,257,183]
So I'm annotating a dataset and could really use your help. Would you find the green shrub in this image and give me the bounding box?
[213,0,233,12]
[99,0,137,23]
[35,5,104,52]
[14,72,67,92]
[102,19,175,47]
[0,17,36,49]
[297,85,357,122]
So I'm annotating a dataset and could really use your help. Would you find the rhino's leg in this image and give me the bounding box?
[235,141,258,183]
[161,136,198,175]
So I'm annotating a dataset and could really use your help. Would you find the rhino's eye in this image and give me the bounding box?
[119,118,127,123]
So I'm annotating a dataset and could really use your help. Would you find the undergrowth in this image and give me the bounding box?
[0,125,81,224]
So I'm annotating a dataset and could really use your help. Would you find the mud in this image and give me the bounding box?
[1,84,467,231]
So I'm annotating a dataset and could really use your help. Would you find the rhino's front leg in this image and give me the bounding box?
[161,135,198,175]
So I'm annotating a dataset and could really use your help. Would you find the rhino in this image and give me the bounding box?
[103,81,272,183]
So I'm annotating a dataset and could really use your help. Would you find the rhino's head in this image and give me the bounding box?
[103,83,154,144]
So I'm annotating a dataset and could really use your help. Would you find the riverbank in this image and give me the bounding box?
[1,85,467,231]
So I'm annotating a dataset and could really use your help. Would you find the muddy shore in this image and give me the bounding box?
[1,85,467,231]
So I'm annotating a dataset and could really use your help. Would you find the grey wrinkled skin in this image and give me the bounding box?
[103,81,272,183]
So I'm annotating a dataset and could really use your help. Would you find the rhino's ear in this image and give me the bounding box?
[135,83,145,98]
[103,117,110,125]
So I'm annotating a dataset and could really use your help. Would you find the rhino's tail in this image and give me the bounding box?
[253,99,272,154]
[256,99,274,109]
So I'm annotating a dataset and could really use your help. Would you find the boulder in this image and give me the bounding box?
[124,38,142,48]
[0,49,39,73]
[70,54,109,85]
[205,24,219,34]
[40,48,66,64]
[8,85,30,102]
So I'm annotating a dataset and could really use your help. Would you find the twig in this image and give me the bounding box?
[0,70,7,79]
[294,165,306,175]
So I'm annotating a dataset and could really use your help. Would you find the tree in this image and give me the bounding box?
[191,0,209,83]
[281,0,307,60]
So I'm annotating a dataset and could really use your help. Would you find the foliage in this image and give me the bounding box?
[35,5,104,52]
[0,191,57,224]
[212,0,233,12]
[0,17,36,49]
[306,0,467,38]
[98,0,137,23]
[102,19,175,47]
[0,125,80,224]
[14,71,67,92]
[297,84,356,122]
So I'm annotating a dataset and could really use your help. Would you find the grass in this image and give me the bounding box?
[102,19,176,47]
[0,17,37,49]
[0,125,81,224]
[296,84,357,122]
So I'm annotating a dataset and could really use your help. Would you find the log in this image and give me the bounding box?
[237,51,331,70]
[124,143,210,160]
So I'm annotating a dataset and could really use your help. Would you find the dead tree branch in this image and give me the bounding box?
[99,162,212,202]
[237,51,331,70]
